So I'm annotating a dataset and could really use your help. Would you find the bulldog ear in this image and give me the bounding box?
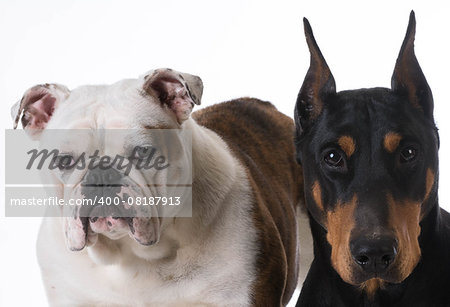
[12,83,70,139]
[392,11,433,119]
[143,68,203,124]
[295,18,336,135]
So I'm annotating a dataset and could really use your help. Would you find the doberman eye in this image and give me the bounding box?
[399,146,417,163]
[323,150,344,168]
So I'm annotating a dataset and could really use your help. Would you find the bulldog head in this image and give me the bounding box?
[12,68,202,252]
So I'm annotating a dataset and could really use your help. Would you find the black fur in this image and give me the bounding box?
[295,11,450,307]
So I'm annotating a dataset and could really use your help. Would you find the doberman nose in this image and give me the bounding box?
[350,236,398,274]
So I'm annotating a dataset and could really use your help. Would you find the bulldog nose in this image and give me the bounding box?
[350,236,398,274]
[81,168,124,201]
[84,167,123,186]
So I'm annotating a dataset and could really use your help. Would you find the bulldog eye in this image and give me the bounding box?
[52,154,76,170]
[323,150,346,171]
[134,146,154,159]
[399,146,417,163]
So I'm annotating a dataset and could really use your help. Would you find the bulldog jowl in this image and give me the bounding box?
[63,165,161,251]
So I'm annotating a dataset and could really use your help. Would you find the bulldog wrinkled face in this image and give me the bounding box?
[43,127,178,251]
[11,68,203,252]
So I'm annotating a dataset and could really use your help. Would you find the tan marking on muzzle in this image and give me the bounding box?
[361,278,384,299]
[338,135,355,157]
[326,195,358,284]
[383,132,402,153]
[312,181,324,211]
[387,194,421,282]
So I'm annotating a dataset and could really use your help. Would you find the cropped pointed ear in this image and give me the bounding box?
[11,83,70,139]
[143,68,203,124]
[391,11,433,120]
[295,17,336,135]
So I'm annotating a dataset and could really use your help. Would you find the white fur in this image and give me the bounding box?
[297,207,313,288]
[35,79,259,306]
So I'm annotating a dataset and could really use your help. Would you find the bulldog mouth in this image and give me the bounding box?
[127,216,160,246]
[64,194,160,251]
[66,216,160,251]
[64,216,90,252]
[90,216,159,244]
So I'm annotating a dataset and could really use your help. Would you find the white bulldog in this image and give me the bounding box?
[11,69,311,306]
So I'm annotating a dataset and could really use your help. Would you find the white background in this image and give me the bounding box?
[1,1,449,306]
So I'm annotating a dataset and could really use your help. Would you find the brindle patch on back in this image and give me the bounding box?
[383,132,402,153]
[326,195,358,284]
[193,98,303,306]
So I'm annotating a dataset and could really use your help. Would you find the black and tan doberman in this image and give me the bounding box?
[294,11,450,306]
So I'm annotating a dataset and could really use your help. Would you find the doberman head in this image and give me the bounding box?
[294,11,439,297]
